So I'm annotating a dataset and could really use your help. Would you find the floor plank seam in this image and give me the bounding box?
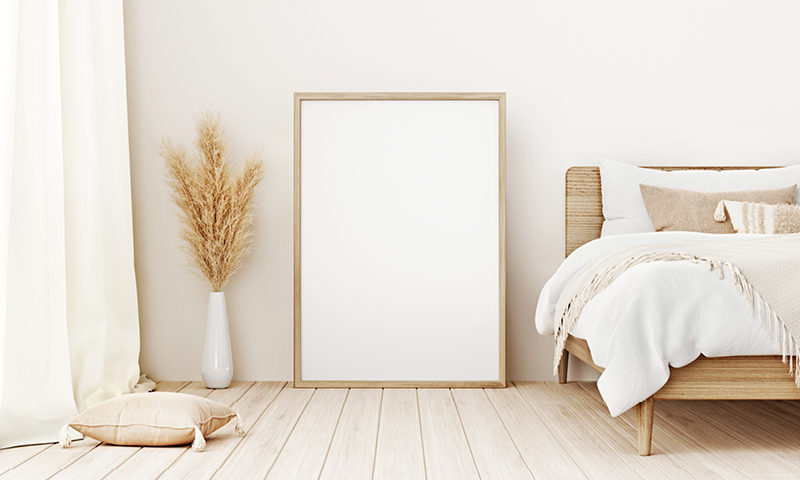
[558,398,644,479]
[610,402,736,479]
[97,438,148,478]
[576,382,603,403]
[448,388,483,480]
[672,401,800,472]
[482,387,536,480]
[44,443,102,480]
[651,404,745,478]
[370,389,384,480]
[257,386,317,480]
[676,401,771,447]
[514,382,595,480]
[716,400,800,430]
[209,381,290,480]
[153,382,218,480]
[227,381,259,407]
[315,389,350,480]
[576,383,728,480]
[573,384,713,480]
[99,448,143,480]
[415,389,429,480]
[1,444,53,476]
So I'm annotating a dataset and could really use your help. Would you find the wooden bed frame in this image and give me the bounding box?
[560,166,800,456]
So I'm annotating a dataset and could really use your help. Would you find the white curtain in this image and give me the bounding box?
[0,0,151,449]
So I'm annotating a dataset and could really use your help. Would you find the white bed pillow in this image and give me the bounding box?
[599,158,800,237]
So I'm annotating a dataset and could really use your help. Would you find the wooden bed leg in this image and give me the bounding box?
[636,396,655,456]
[557,351,569,384]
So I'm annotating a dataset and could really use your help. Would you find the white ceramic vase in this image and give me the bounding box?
[202,292,233,389]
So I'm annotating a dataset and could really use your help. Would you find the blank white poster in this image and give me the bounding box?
[299,98,501,382]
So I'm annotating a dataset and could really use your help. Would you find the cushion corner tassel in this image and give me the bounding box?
[191,426,206,451]
[234,413,246,435]
[58,425,72,448]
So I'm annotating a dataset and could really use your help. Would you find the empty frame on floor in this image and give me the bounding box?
[294,93,506,387]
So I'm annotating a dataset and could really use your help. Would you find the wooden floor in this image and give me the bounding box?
[1,382,799,479]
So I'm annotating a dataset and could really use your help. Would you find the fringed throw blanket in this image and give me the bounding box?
[554,233,800,386]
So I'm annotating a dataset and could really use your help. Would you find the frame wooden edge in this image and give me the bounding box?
[293,92,507,388]
[294,92,506,102]
[498,92,507,387]
[294,380,507,389]
[293,93,303,386]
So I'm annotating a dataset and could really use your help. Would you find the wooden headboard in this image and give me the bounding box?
[564,166,777,257]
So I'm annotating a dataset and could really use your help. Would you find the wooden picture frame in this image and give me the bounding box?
[294,92,506,387]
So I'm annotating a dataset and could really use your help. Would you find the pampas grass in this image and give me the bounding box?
[160,109,264,292]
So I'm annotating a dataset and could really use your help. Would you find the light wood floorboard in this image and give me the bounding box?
[543,383,700,480]
[517,384,641,480]
[0,444,50,476]
[212,385,314,480]
[713,400,800,443]
[372,389,425,480]
[263,388,348,480]
[158,381,283,480]
[318,389,382,480]
[1,381,799,479]
[452,388,534,480]
[656,399,798,476]
[417,389,480,480]
[676,400,800,464]
[746,400,800,428]
[578,382,768,480]
[0,438,102,480]
[487,384,588,480]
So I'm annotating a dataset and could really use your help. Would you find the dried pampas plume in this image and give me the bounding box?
[160,109,264,292]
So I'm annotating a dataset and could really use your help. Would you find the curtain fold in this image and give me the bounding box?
[0,0,149,449]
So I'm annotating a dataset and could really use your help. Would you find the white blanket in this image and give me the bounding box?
[535,232,781,416]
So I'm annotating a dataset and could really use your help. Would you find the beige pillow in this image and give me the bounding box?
[59,392,244,451]
[639,184,797,233]
[714,200,800,234]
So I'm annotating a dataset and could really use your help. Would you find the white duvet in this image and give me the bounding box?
[535,232,781,416]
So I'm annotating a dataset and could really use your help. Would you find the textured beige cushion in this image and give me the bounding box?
[639,184,796,233]
[60,392,243,450]
[715,200,800,234]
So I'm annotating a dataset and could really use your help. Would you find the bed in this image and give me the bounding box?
[555,165,800,456]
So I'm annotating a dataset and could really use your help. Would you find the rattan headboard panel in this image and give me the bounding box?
[564,166,776,257]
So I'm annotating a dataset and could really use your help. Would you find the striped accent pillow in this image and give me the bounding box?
[714,201,800,234]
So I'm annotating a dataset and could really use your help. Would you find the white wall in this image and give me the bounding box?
[123,0,800,382]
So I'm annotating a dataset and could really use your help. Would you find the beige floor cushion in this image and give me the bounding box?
[59,392,245,451]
